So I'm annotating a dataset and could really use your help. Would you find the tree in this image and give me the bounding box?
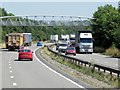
[91,5,120,49]
[114,27,120,49]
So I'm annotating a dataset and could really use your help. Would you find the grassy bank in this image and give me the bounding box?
[94,46,120,58]
[0,42,5,48]
[104,47,120,58]
[43,47,120,88]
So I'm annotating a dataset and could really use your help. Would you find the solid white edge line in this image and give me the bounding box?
[34,47,85,88]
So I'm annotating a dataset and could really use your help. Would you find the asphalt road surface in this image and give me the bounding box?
[53,46,119,70]
[1,44,85,88]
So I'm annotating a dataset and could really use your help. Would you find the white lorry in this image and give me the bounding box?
[60,34,70,44]
[50,35,58,43]
[70,34,75,45]
[75,30,93,54]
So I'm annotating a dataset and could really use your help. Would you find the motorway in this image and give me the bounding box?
[1,43,120,89]
[1,44,85,88]
[53,46,119,70]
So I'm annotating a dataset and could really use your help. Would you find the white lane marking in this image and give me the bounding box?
[10,71,12,73]
[34,48,85,88]
[9,67,11,69]
[9,64,11,66]
[8,62,11,64]
[13,83,17,86]
[10,76,14,79]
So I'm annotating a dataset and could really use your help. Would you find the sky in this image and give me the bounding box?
[1,1,119,18]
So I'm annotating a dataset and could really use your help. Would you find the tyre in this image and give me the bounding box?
[30,59,33,61]
[18,58,20,61]
[74,54,76,56]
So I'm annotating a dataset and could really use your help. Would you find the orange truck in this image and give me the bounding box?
[6,33,24,50]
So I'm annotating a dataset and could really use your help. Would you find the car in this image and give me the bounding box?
[37,42,43,46]
[58,43,68,52]
[65,46,76,56]
[18,49,33,61]
[56,45,59,50]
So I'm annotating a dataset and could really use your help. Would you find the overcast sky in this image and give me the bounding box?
[1,0,120,2]
[1,1,119,18]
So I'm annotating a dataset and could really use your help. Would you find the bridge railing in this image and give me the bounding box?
[0,15,93,26]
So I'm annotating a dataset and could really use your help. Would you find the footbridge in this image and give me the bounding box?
[0,15,94,26]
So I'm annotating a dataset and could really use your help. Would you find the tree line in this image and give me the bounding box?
[1,4,120,49]
[91,4,120,49]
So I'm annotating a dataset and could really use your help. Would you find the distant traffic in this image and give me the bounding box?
[5,33,32,51]
[50,30,93,54]
[5,30,93,55]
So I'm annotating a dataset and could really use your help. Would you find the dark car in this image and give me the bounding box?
[65,46,76,56]
[18,48,33,61]
[37,42,43,46]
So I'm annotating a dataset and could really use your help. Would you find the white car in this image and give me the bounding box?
[58,43,68,52]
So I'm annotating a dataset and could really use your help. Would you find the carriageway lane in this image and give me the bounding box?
[2,44,84,88]
[53,46,119,70]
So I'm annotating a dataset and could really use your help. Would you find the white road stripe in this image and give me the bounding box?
[34,47,85,89]
[13,83,17,86]
[9,64,11,66]
[10,71,12,73]
[10,76,14,79]
[9,67,11,69]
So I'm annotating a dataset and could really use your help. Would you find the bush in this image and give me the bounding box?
[93,47,105,53]
[105,47,120,58]
[114,28,120,49]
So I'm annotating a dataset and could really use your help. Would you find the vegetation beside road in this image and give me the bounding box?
[0,43,5,48]
[91,5,120,58]
[1,4,120,57]
[104,47,120,58]
[42,46,119,88]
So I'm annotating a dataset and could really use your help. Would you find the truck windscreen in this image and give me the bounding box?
[59,44,67,46]
[80,38,92,43]
[70,38,75,40]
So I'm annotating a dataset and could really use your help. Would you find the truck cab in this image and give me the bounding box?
[75,30,93,54]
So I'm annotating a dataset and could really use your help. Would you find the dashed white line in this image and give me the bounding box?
[9,67,11,69]
[9,64,11,66]
[12,83,17,87]
[10,71,12,73]
[8,62,11,64]
[10,76,14,79]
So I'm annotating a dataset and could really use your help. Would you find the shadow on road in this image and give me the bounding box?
[14,59,32,62]
[0,48,18,52]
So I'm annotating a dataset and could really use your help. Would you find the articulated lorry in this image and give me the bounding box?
[23,33,32,46]
[70,34,75,45]
[50,35,58,43]
[6,33,24,50]
[60,34,70,44]
[75,30,93,54]
[5,33,32,50]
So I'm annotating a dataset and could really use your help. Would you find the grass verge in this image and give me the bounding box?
[0,43,5,48]
[104,47,120,58]
[43,47,120,88]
